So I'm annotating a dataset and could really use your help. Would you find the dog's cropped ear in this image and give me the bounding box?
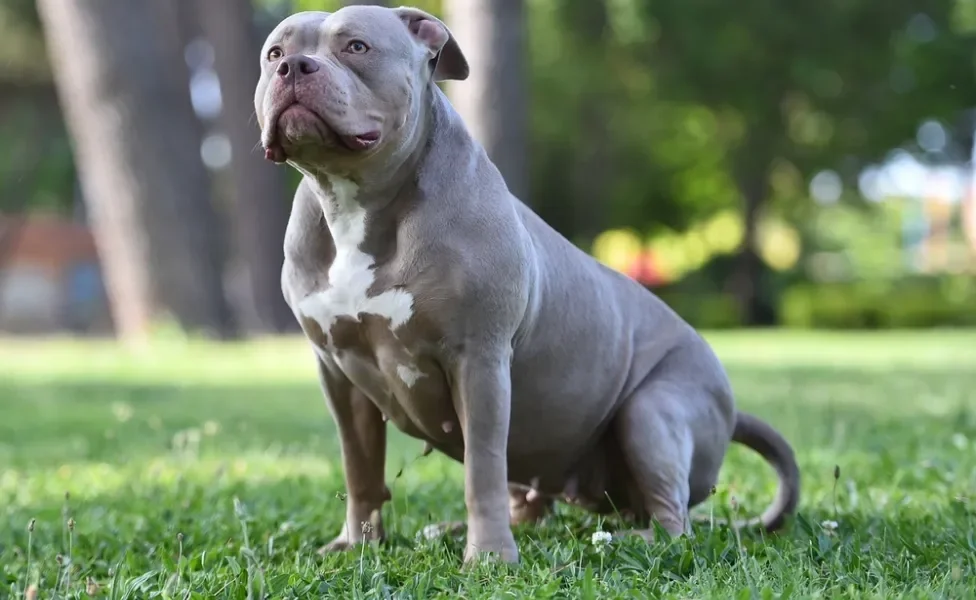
[394,6,469,82]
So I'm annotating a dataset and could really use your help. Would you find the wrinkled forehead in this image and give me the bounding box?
[263,12,329,52]
[262,7,409,53]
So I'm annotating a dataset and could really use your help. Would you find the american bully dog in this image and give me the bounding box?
[254,5,800,565]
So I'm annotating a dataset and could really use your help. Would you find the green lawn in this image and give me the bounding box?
[1,331,975,598]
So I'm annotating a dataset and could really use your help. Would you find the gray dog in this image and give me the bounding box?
[254,5,800,565]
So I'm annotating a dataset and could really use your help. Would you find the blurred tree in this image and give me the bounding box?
[559,0,612,242]
[632,0,976,323]
[37,0,237,342]
[197,0,295,334]
[526,0,693,247]
[444,0,530,202]
[0,0,73,217]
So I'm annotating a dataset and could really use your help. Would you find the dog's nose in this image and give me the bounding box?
[276,55,320,79]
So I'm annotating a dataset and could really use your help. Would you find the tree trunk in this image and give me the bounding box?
[197,0,295,334]
[37,0,236,342]
[727,161,770,326]
[564,0,612,244]
[443,0,530,202]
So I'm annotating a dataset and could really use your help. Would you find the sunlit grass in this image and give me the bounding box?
[2,331,975,598]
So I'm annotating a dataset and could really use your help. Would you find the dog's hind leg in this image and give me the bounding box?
[612,382,703,541]
[509,484,553,525]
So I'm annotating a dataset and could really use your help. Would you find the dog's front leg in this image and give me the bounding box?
[452,352,519,565]
[316,357,390,553]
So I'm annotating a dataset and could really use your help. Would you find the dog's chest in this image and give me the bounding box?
[295,179,413,347]
[291,178,430,401]
[296,240,414,351]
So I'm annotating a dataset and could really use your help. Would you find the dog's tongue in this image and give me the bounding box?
[264,144,287,164]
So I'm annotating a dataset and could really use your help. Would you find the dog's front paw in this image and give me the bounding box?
[463,531,519,566]
[317,529,385,555]
[317,534,358,555]
[317,509,384,555]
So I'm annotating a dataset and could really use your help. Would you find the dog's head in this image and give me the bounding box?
[254,6,468,172]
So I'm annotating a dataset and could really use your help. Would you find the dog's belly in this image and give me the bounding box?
[501,356,628,485]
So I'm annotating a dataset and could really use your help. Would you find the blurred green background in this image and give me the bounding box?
[1,0,976,338]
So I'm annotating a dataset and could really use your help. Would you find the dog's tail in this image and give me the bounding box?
[700,412,800,532]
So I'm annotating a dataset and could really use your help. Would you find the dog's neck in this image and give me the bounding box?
[298,85,445,232]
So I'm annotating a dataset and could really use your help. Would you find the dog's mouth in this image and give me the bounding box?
[262,102,381,164]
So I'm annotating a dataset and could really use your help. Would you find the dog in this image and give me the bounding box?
[254,5,800,565]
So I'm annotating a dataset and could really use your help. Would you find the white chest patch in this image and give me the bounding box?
[297,177,415,349]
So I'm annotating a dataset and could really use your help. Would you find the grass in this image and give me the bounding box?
[1,330,975,598]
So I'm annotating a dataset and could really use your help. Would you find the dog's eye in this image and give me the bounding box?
[267,47,283,61]
[345,40,369,55]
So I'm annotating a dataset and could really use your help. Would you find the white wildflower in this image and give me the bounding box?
[821,520,838,531]
[591,530,612,553]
